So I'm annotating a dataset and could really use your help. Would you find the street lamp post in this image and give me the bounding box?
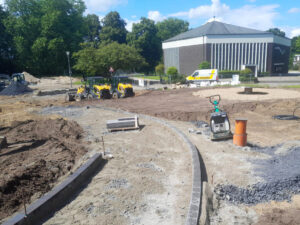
[66,51,72,88]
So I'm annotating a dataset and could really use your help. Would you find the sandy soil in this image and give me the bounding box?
[193,87,300,101]
[253,195,300,225]
[0,119,87,222]
[43,107,192,225]
[2,85,300,225]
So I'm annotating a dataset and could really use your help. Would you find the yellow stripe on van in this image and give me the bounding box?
[187,69,215,81]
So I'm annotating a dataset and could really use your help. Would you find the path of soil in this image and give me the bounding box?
[0,119,87,222]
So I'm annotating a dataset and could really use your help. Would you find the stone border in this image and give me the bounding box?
[3,153,103,225]
[92,106,202,225]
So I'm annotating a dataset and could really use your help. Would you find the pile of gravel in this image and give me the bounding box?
[215,143,300,205]
[215,175,300,205]
[0,82,32,95]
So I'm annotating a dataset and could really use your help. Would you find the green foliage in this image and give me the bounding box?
[156,18,189,41]
[99,11,127,44]
[267,28,286,37]
[166,66,178,76]
[155,63,164,75]
[85,14,101,43]
[240,68,253,75]
[5,0,87,75]
[73,42,147,77]
[198,61,211,69]
[0,5,14,73]
[127,17,161,72]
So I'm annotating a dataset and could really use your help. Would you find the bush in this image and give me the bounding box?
[166,66,178,75]
[240,68,252,76]
[155,63,165,75]
[219,70,241,78]
[198,61,211,69]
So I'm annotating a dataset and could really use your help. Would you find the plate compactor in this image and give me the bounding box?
[208,95,232,141]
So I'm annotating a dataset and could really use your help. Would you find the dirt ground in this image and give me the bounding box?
[42,107,192,225]
[0,118,87,222]
[1,84,300,225]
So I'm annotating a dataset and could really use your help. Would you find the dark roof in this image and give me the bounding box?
[164,21,270,42]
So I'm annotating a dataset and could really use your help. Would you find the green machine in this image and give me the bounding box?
[208,95,232,141]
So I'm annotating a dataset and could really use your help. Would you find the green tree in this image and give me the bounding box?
[127,17,161,72]
[73,42,147,76]
[156,18,189,41]
[166,66,178,75]
[84,14,101,43]
[5,0,87,75]
[99,11,127,44]
[155,63,164,75]
[267,28,285,37]
[0,5,14,74]
[198,61,211,69]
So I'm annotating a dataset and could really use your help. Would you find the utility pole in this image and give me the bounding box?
[66,51,72,88]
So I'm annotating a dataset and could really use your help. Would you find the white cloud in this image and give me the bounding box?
[288,8,300,14]
[125,19,140,32]
[170,0,229,19]
[291,28,300,38]
[0,0,4,5]
[147,11,166,22]
[169,0,279,31]
[84,0,127,13]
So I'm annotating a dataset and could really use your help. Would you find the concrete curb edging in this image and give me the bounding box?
[92,106,202,225]
[3,153,102,225]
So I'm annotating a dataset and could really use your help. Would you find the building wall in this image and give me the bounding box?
[163,36,291,75]
[179,44,209,75]
[210,42,270,72]
[270,43,290,73]
[163,48,180,73]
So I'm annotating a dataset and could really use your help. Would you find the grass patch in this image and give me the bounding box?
[73,81,84,85]
[281,85,300,88]
[238,83,270,88]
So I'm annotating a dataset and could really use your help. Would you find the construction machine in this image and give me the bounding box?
[0,74,10,92]
[110,76,135,99]
[208,95,232,141]
[66,76,111,101]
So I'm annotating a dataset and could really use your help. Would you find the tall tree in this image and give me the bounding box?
[5,0,87,75]
[0,5,14,74]
[156,18,189,41]
[84,14,101,43]
[267,28,286,37]
[73,42,147,76]
[127,17,161,72]
[99,11,127,44]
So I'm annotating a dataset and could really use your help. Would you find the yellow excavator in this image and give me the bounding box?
[66,76,111,101]
[110,76,135,99]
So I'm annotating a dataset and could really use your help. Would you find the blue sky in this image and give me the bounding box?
[0,0,299,37]
[82,0,300,38]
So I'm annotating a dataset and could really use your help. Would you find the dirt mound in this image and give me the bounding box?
[255,208,300,225]
[22,71,40,83]
[0,118,87,221]
[0,82,32,96]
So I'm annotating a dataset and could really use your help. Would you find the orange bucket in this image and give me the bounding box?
[233,134,247,146]
[233,119,248,146]
[234,119,247,135]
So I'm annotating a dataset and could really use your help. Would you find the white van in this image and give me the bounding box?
[186,69,218,82]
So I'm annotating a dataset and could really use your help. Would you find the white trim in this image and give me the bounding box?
[162,34,291,49]
[258,43,261,71]
[162,36,205,49]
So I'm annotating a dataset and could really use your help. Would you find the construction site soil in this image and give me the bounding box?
[1,85,300,225]
[0,118,87,221]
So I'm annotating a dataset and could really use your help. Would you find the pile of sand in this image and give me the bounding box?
[193,87,300,101]
[23,71,40,83]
